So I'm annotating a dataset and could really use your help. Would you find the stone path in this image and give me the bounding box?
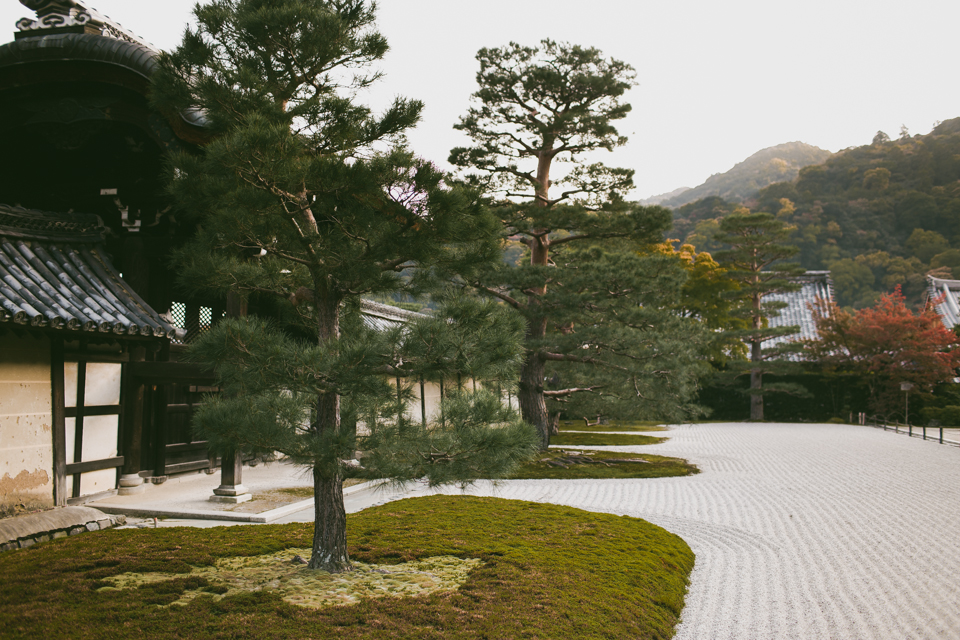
[421,422,960,640]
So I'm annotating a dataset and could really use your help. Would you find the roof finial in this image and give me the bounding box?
[15,0,153,49]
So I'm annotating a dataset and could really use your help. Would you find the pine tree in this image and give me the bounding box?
[713,210,807,420]
[151,0,538,573]
[450,40,709,447]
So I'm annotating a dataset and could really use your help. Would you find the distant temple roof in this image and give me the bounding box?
[0,204,179,338]
[360,299,430,332]
[926,275,960,329]
[764,270,834,357]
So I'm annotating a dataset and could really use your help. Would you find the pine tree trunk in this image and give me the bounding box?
[309,288,351,573]
[549,412,561,436]
[516,152,555,451]
[310,464,348,572]
[750,285,764,421]
[518,353,549,450]
[750,366,763,421]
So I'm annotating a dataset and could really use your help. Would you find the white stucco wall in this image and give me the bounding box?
[64,360,121,497]
[0,332,54,515]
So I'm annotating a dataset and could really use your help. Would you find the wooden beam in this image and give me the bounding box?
[65,456,124,475]
[65,405,122,418]
[64,351,130,363]
[127,361,215,383]
[163,442,209,454]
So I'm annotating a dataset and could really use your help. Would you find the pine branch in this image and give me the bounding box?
[543,386,604,397]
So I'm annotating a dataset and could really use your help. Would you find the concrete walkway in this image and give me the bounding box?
[89,461,432,527]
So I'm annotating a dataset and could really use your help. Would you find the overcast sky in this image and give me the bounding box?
[2,0,958,199]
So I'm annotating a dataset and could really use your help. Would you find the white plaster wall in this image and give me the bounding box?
[64,361,121,498]
[422,381,443,424]
[0,333,54,514]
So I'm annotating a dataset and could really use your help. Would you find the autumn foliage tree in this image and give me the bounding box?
[807,287,960,418]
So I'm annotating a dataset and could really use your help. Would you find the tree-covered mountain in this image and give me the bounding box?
[639,186,690,205]
[662,142,833,209]
[671,118,960,309]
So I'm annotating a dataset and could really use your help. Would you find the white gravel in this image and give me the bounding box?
[416,422,960,639]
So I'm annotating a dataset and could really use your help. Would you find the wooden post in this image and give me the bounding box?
[152,384,170,479]
[72,359,87,498]
[50,338,66,506]
[420,377,426,426]
[119,345,146,494]
[439,379,445,427]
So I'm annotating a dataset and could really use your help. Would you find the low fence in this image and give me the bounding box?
[862,414,960,447]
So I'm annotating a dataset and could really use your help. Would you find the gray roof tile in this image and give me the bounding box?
[926,275,960,329]
[0,204,177,338]
[763,270,834,359]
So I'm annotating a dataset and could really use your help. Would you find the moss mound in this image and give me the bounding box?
[100,551,481,608]
[551,431,666,446]
[508,449,699,480]
[0,496,693,640]
[559,420,670,433]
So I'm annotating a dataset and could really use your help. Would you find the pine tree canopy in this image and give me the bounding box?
[450,40,710,447]
[151,0,539,573]
[712,210,809,419]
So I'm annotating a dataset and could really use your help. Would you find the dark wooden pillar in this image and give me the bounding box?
[118,345,147,494]
[151,384,172,479]
[122,236,150,300]
[420,377,426,426]
[50,337,66,506]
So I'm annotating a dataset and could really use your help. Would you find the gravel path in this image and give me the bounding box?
[423,422,960,639]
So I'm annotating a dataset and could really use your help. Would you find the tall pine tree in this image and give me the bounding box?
[450,41,709,447]
[713,210,807,420]
[151,0,538,573]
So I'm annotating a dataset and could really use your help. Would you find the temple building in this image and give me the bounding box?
[763,270,834,359]
[925,274,960,330]
[0,1,459,515]
[0,0,221,515]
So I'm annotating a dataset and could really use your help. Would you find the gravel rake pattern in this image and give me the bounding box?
[424,422,960,639]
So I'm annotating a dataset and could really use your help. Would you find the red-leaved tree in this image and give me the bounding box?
[808,286,960,417]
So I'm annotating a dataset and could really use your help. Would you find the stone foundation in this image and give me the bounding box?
[0,506,125,552]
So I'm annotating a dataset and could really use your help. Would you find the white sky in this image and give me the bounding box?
[2,0,958,199]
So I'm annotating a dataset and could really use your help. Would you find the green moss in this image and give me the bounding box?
[559,420,669,432]
[0,496,693,640]
[551,431,667,446]
[100,551,482,609]
[508,449,699,480]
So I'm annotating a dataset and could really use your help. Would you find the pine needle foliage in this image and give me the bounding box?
[151,0,537,573]
[713,210,809,420]
[450,41,710,447]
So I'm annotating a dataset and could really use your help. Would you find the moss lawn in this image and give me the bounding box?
[0,495,693,640]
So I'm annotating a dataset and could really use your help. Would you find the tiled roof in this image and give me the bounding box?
[0,204,178,338]
[926,275,960,329]
[360,299,430,332]
[764,270,834,358]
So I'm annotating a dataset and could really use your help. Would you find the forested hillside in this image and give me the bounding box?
[671,118,960,308]
[662,142,832,208]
